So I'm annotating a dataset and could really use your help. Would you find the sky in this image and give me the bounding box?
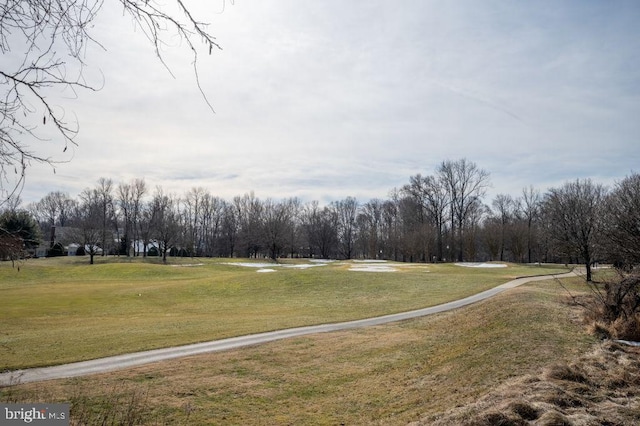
[14,0,640,206]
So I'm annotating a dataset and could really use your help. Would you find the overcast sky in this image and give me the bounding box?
[18,0,640,206]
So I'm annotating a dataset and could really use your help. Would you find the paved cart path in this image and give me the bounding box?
[0,271,575,386]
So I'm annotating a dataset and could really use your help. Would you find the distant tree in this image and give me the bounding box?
[543,179,607,282]
[0,209,41,260]
[482,216,502,261]
[302,201,337,259]
[234,192,264,258]
[75,188,104,264]
[333,197,359,259]
[508,207,528,264]
[358,199,384,259]
[130,179,147,256]
[438,159,490,262]
[604,173,640,267]
[491,194,515,262]
[0,0,221,204]
[117,182,135,256]
[94,178,116,255]
[403,174,449,261]
[461,198,487,261]
[183,187,207,256]
[220,202,238,257]
[115,179,147,256]
[521,186,542,263]
[138,197,156,258]
[31,191,76,248]
[284,198,302,258]
[150,188,181,263]
[381,194,402,261]
[262,198,297,260]
[199,193,225,257]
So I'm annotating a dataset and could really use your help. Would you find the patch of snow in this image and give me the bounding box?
[256,268,277,273]
[349,265,397,272]
[283,264,327,269]
[455,262,508,268]
[309,259,336,263]
[352,259,388,263]
[225,262,327,270]
[225,262,279,268]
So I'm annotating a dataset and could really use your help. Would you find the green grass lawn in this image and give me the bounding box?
[2,273,595,425]
[0,257,568,370]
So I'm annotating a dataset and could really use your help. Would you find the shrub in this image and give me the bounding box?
[47,242,66,257]
[582,272,640,341]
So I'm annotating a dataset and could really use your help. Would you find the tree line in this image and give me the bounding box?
[1,159,639,276]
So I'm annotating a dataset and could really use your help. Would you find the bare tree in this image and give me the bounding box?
[116,179,147,256]
[333,197,358,259]
[262,198,297,260]
[137,196,155,258]
[183,187,207,256]
[234,192,264,258]
[543,179,607,282]
[403,174,449,261]
[438,159,490,261]
[285,197,302,258]
[198,193,225,257]
[358,199,384,259]
[117,182,134,256]
[491,194,514,262]
[220,201,237,257]
[150,187,180,263]
[0,0,221,203]
[129,178,146,256]
[381,194,401,261]
[76,188,104,264]
[94,177,115,255]
[604,173,640,267]
[301,201,337,259]
[521,185,541,263]
[462,197,487,261]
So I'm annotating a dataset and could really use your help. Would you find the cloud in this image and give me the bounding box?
[13,0,640,206]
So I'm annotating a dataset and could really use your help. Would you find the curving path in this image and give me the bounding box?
[0,271,575,386]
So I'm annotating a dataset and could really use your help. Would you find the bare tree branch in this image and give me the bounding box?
[1,0,221,205]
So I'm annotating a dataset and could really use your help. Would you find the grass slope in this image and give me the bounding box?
[2,275,595,425]
[0,257,567,370]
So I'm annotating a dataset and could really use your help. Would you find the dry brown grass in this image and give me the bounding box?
[418,338,640,425]
[571,272,640,342]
